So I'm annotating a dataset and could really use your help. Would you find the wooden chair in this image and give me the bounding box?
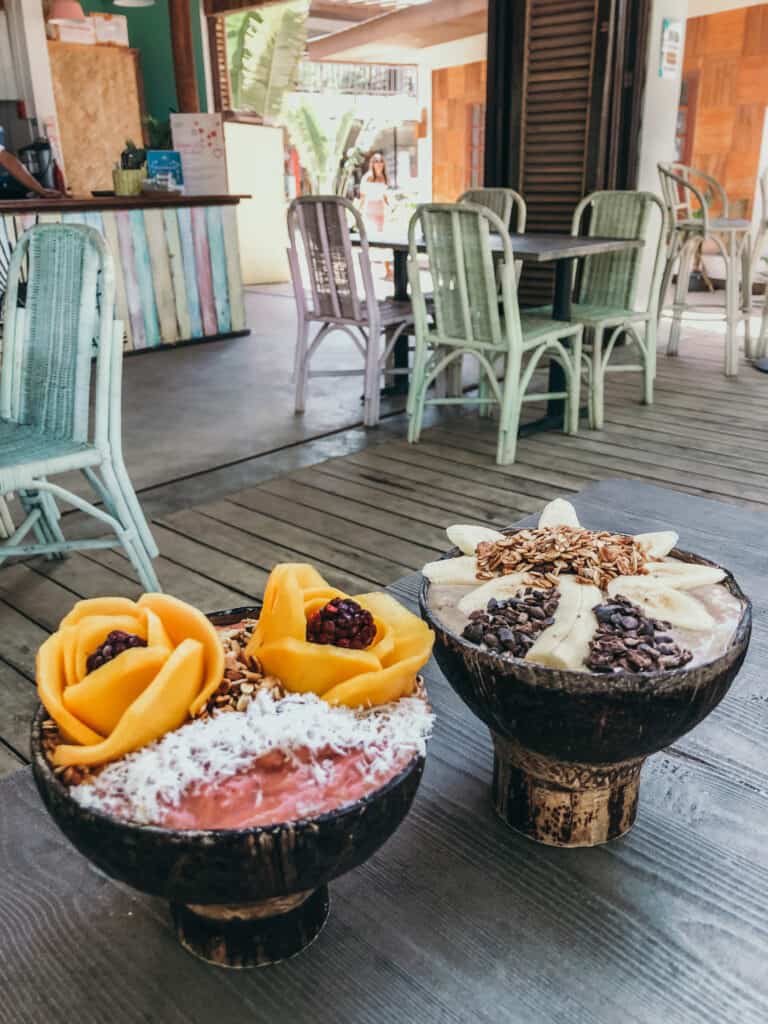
[542,190,667,430]
[287,195,413,428]
[406,202,583,465]
[658,163,752,376]
[0,223,159,589]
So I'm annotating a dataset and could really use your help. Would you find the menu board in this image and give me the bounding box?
[170,113,228,195]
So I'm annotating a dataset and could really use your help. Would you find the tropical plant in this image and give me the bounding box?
[283,103,365,195]
[226,1,309,120]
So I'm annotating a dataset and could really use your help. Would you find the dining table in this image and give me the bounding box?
[364,231,643,429]
[2,478,767,1024]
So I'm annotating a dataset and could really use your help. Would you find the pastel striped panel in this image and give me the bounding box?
[1,203,247,352]
[221,205,246,332]
[176,208,203,339]
[128,210,160,348]
[144,208,177,344]
[115,210,147,350]
[190,205,217,337]
[206,205,231,334]
[163,208,191,340]
[100,211,133,350]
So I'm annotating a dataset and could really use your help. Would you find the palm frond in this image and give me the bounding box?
[231,0,309,121]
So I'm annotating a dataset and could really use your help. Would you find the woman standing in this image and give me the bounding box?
[359,152,390,234]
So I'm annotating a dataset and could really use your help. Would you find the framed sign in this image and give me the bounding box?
[659,18,683,79]
[170,113,228,195]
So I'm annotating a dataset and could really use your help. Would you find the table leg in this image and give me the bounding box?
[384,249,410,395]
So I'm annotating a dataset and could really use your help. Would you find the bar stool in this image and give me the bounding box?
[658,163,752,376]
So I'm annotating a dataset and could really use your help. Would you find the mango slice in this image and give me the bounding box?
[257,637,381,695]
[53,639,204,767]
[36,633,104,746]
[63,645,169,735]
[59,597,139,629]
[323,621,433,708]
[145,608,173,653]
[137,593,224,717]
[73,615,147,684]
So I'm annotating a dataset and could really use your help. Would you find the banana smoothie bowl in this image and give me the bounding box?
[31,567,434,967]
[419,499,751,848]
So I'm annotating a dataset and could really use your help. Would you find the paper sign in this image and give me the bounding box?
[659,18,683,79]
[170,113,228,195]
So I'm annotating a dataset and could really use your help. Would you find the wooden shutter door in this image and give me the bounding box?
[485,0,650,305]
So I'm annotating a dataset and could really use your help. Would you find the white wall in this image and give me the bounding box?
[225,122,290,284]
[688,0,764,14]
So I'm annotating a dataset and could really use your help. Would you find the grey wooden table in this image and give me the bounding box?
[364,232,642,418]
[2,479,767,1024]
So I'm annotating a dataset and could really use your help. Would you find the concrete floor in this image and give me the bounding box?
[119,285,406,494]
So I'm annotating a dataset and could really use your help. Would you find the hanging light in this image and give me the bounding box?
[48,0,87,23]
[113,0,155,7]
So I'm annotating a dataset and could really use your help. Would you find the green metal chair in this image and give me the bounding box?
[0,223,159,589]
[406,202,583,465]
[540,190,667,430]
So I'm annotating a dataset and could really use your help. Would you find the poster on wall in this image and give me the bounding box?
[659,18,683,79]
[170,113,228,195]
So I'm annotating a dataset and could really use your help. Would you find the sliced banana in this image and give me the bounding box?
[422,555,479,585]
[538,498,580,529]
[526,575,602,671]
[644,560,725,590]
[606,575,713,630]
[446,524,505,555]
[457,573,528,615]
[634,530,678,558]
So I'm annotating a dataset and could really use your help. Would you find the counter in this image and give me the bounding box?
[0,195,248,351]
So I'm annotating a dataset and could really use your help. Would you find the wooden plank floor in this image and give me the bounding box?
[0,331,766,768]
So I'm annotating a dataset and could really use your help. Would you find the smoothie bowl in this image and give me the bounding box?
[31,567,434,967]
[419,499,751,848]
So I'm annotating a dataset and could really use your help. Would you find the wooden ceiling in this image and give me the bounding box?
[311,0,432,16]
[308,0,487,61]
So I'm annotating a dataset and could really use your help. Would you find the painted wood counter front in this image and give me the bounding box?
[0,195,248,352]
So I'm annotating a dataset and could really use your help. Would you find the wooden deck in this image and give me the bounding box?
[0,333,765,769]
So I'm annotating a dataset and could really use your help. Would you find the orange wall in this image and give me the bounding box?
[432,60,487,202]
[683,5,768,215]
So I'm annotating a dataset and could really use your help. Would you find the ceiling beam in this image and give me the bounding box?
[307,0,486,61]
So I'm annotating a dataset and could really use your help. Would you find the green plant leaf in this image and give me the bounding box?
[228,1,309,120]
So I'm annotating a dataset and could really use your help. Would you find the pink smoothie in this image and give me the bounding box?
[157,745,412,830]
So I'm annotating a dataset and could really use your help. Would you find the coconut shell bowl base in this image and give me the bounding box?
[31,608,426,968]
[420,545,751,849]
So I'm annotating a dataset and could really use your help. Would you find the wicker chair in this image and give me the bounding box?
[458,188,526,233]
[287,195,413,428]
[529,191,666,430]
[0,223,159,589]
[406,202,583,465]
[658,163,752,375]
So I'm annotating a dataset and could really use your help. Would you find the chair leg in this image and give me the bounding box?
[742,240,753,358]
[757,293,768,360]
[294,319,312,413]
[643,318,657,406]
[589,327,606,430]
[496,358,522,465]
[363,328,381,428]
[408,358,430,444]
[565,334,582,436]
[667,239,694,356]
[725,235,740,378]
[97,462,160,591]
[657,244,676,326]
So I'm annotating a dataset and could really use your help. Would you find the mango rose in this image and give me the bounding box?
[245,564,434,707]
[37,594,224,767]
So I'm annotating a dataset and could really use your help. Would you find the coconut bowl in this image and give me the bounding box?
[420,540,751,848]
[31,607,426,968]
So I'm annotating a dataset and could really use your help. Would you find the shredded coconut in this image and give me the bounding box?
[70,689,433,826]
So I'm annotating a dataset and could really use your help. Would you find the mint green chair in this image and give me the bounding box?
[530,191,667,430]
[0,223,159,589]
[406,202,583,464]
[458,188,526,233]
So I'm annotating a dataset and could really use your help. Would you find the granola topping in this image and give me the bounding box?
[475,526,649,590]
